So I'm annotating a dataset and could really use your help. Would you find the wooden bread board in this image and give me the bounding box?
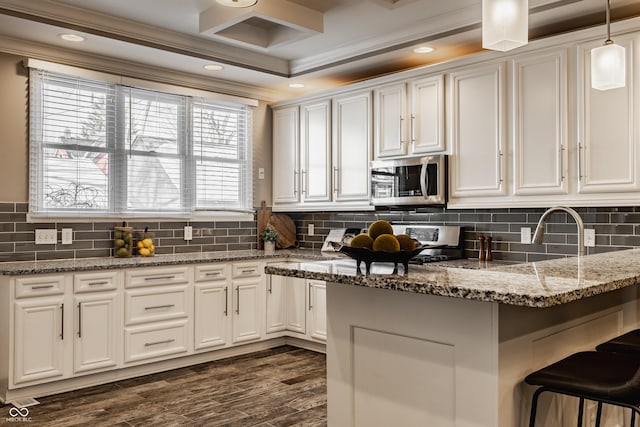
[266,213,298,249]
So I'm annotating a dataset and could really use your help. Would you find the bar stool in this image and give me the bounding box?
[525,351,640,427]
[596,329,640,354]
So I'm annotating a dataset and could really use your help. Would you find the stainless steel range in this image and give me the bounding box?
[393,225,465,264]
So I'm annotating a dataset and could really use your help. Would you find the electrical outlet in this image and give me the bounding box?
[258,167,265,180]
[520,227,531,244]
[184,226,193,241]
[61,228,73,245]
[308,224,314,236]
[585,229,596,247]
[35,229,57,245]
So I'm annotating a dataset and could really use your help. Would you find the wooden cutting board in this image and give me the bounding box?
[256,200,271,250]
[266,213,299,249]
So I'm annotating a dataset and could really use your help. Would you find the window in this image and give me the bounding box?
[29,68,252,217]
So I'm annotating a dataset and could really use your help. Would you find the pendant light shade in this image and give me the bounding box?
[591,0,626,91]
[216,0,257,7]
[482,0,528,52]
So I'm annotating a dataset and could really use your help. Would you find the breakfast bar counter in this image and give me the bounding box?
[266,249,640,427]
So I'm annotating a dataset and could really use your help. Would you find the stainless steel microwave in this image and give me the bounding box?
[370,155,447,206]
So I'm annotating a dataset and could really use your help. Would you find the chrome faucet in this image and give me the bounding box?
[532,206,585,257]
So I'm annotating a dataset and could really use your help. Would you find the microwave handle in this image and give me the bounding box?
[420,159,429,197]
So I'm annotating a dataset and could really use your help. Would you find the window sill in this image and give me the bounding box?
[27,211,255,223]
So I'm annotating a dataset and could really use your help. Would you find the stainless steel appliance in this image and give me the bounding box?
[370,155,447,207]
[393,224,464,264]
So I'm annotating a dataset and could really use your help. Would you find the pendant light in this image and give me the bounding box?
[482,0,528,52]
[591,0,626,91]
[216,0,257,7]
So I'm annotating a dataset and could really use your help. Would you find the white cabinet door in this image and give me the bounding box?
[301,100,332,203]
[333,91,372,202]
[265,274,286,334]
[272,106,300,204]
[13,296,66,385]
[286,277,306,334]
[449,62,507,198]
[578,37,638,194]
[307,280,327,342]
[374,83,407,158]
[194,282,229,350]
[74,292,119,374]
[232,278,262,343]
[512,49,568,195]
[410,75,445,154]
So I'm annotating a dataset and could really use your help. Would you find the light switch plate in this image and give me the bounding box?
[35,229,57,245]
[184,226,193,241]
[520,227,531,244]
[308,224,314,236]
[61,228,73,245]
[585,229,596,247]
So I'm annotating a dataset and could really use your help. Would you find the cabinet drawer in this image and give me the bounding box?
[195,264,229,282]
[124,320,189,364]
[15,275,66,298]
[125,266,191,289]
[74,271,118,293]
[232,262,261,278]
[125,285,189,325]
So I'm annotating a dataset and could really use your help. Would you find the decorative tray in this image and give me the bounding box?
[330,241,424,275]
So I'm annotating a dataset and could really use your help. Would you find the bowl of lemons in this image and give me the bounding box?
[331,220,423,275]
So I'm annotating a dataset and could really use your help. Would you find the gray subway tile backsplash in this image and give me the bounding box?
[4,203,640,263]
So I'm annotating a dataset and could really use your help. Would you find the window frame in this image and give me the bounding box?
[28,64,255,221]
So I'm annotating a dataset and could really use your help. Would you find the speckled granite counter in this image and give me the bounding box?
[0,249,339,275]
[265,248,640,308]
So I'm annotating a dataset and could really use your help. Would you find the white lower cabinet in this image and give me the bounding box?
[73,291,119,373]
[266,273,287,334]
[231,263,264,343]
[307,280,327,342]
[286,277,307,334]
[194,264,230,350]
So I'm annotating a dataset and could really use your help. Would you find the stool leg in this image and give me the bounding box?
[529,388,546,427]
[631,408,637,427]
[576,397,584,427]
[595,401,603,427]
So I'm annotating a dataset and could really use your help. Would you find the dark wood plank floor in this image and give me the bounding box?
[1,346,327,426]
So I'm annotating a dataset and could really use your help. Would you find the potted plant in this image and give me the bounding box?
[260,228,278,253]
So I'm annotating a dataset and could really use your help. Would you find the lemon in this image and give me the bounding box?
[137,241,144,249]
[142,238,153,248]
[139,248,151,257]
[149,244,155,253]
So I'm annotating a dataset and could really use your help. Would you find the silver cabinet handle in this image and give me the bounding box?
[224,286,228,316]
[578,142,584,181]
[294,170,299,196]
[32,284,54,290]
[235,287,240,315]
[498,150,504,184]
[333,167,339,194]
[77,302,82,338]
[144,275,175,281]
[410,114,416,143]
[88,281,109,286]
[241,269,256,274]
[144,304,175,310]
[308,285,312,311]
[399,116,405,144]
[144,339,175,347]
[60,303,64,340]
[268,276,272,294]
[205,272,221,277]
[560,144,566,182]
[301,169,307,195]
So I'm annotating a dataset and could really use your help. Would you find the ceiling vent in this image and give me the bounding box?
[199,0,324,50]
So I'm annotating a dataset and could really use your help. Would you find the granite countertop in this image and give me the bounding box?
[0,249,340,275]
[264,249,640,308]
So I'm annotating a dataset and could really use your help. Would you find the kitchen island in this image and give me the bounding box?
[265,250,640,427]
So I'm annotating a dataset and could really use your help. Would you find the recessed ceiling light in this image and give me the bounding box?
[216,0,257,7]
[288,83,305,88]
[59,34,85,42]
[203,64,224,71]
[413,46,434,54]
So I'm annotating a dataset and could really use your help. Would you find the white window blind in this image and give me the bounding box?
[29,68,252,218]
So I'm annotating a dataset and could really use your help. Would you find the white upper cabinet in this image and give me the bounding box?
[449,62,507,199]
[512,49,568,196]
[374,76,445,159]
[410,75,446,154]
[332,90,372,203]
[374,83,407,158]
[272,106,300,204]
[300,100,332,203]
[577,36,638,195]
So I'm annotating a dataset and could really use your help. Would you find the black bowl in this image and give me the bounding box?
[330,241,424,275]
